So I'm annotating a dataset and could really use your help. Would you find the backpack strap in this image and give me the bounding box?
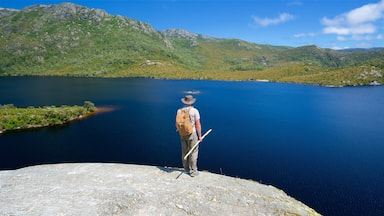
[186,106,193,125]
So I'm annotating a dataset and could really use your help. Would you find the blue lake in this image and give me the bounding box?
[1,77,384,215]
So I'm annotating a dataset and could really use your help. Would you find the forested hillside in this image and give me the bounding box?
[0,3,383,86]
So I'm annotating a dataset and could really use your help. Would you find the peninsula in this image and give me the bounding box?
[0,101,97,134]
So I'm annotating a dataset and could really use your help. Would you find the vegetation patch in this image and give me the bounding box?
[0,101,97,133]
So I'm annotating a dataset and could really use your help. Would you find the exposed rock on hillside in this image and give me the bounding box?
[0,163,320,215]
[161,28,214,41]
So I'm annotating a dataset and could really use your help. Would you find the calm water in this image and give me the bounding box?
[1,77,384,215]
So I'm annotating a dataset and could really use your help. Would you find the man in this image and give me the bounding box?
[176,95,202,177]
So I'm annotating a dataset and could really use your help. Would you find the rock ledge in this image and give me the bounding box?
[0,163,320,215]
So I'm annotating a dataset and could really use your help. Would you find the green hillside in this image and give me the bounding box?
[0,3,383,86]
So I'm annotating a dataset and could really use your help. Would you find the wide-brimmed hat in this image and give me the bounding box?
[181,95,196,105]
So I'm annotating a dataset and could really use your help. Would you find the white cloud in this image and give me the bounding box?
[321,17,344,26]
[252,13,295,27]
[293,32,316,38]
[322,0,384,37]
[323,23,377,35]
[346,1,384,25]
[337,36,347,41]
[334,33,383,42]
[332,46,350,50]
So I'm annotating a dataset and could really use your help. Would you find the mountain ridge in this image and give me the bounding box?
[0,2,383,86]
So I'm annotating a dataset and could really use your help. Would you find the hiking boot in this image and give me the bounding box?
[190,171,199,177]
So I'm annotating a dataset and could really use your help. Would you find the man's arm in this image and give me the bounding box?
[195,119,202,141]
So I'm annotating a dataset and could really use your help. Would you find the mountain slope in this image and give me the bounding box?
[0,3,383,86]
[0,3,188,77]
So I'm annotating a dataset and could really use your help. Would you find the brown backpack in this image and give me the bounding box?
[176,107,193,136]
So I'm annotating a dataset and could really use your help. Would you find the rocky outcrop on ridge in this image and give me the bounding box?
[0,163,321,215]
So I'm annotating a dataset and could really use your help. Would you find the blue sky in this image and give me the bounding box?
[1,0,383,49]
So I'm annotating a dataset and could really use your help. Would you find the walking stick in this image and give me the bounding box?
[183,129,212,160]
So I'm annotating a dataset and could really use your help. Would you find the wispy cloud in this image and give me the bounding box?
[286,0,303,6]
[321,0,384,40]
[336,34,383,42]
[294,32,317,38]
[252,13,295,27]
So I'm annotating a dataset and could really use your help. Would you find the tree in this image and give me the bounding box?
[83,101,96,112]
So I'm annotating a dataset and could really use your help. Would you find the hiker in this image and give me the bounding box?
[176,95,202,177]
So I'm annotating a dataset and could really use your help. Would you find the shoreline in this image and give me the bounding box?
[1,75,382,88]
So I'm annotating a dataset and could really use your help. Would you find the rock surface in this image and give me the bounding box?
[0,163,321,215]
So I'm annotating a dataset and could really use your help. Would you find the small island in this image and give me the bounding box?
[0,101,97,134]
